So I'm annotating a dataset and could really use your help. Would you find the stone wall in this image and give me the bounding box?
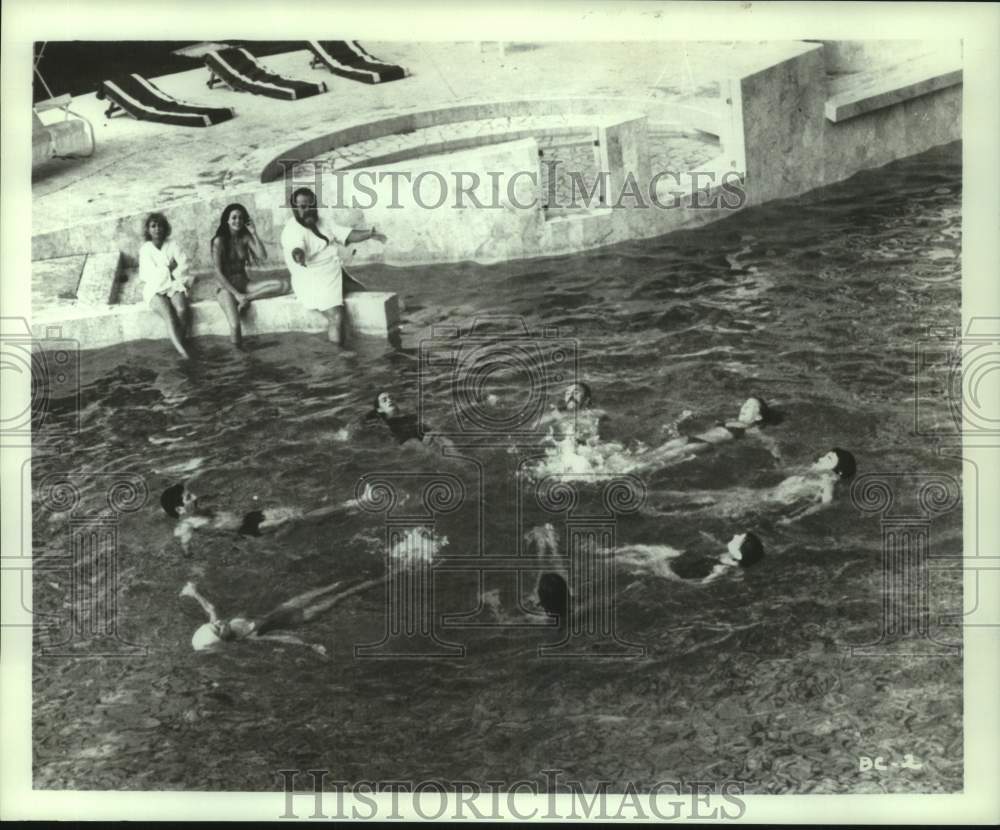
[732,42,962,209]
[814,40,961,75]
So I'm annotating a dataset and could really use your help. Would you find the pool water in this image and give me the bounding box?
[32,143,963,793]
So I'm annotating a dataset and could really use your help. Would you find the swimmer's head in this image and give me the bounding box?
[563,382,592,411]
[813,447,857,479]
[239,509,265,537]
[160,482,196,519]
[725,532,765,568]
[739,395,773,426]
[143,212,171,245]
[374,391,398,418]
[211,620,234,641]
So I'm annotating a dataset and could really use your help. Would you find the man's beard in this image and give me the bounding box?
[295,208,318,227]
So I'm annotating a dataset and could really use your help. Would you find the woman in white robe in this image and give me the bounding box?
[138,212,192,358]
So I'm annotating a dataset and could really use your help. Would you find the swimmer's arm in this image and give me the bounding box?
[211,237,246,300]
[169,243,190,285]
[777,490,831,525]
[182,582,221,623]
[755,431,783,462]
[698,562,730,584]
[297,501,357,523]
[693,425,735,444]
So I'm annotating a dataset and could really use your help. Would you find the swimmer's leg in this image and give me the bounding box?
[169,291,191,340]
[179,582,220,623]
[298,577,386,621]
[254,577,387,634]
[150,294,190,359]
[253,580,345,634]
[216,290,242,346]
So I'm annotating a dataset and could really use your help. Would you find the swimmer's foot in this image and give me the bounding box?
[179,581,197,598]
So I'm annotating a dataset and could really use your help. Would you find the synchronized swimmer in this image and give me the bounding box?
[180,577,384,654]
[639,395,782,467]
[646,447,857,523]
[363,390,454,450]
[160,481,368,556]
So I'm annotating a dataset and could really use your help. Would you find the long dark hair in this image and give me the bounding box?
[211,203,260,266]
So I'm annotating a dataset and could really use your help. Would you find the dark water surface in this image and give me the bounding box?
[33,144,962,793]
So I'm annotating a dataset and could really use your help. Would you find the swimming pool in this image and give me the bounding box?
[32,142,962,793]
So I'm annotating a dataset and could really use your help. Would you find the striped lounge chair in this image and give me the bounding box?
[307,41,406,84]
[98,74,235,127]
[205,47,327,100]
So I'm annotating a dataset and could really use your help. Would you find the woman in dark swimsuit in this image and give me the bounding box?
[211,203,290,346]
[640,395,777,469]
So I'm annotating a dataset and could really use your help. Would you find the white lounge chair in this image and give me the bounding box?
[32,93,96,168]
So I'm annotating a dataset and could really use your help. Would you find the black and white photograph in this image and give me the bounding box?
[2,0,998,823]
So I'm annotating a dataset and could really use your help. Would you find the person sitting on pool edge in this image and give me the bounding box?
[138,212,192,360]
[160,481,369,556]
[281,186,387,347]
[180,577,384,653]
[210,202,290,348]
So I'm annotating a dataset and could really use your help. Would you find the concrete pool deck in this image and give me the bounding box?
[31,41,812,235]
[31,40,962,350]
